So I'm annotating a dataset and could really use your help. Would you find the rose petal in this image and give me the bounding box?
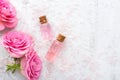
[21,50,42,80]
[0,14,16,22]
[2,31,33,58]
[4,18,18,28]
[0,0,17,30]
[0,21,5,31]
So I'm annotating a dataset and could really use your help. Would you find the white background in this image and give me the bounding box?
[0,0,120,80]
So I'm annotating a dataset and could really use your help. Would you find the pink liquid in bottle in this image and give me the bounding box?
[39,16,53,40]
[46,34,66,62]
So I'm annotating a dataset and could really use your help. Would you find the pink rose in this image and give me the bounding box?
[0,0,18,31]
[21,49,42,80]
[2,31,33,58]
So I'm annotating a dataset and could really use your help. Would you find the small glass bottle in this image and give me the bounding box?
[45,34,66,62]
[39,16,53,40]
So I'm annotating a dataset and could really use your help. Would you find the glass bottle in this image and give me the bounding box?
[39,16,53,40]
[45,34,66,62]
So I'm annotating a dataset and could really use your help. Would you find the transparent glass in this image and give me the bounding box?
[45,40,63,62]
[40,23,53,40]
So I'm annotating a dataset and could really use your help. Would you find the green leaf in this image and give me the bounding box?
[6,67,11,71]
[6,63,20,73]
[12,68,16,73]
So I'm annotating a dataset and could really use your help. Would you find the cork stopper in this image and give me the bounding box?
[57,34,66,42]
[39,16,47,24]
